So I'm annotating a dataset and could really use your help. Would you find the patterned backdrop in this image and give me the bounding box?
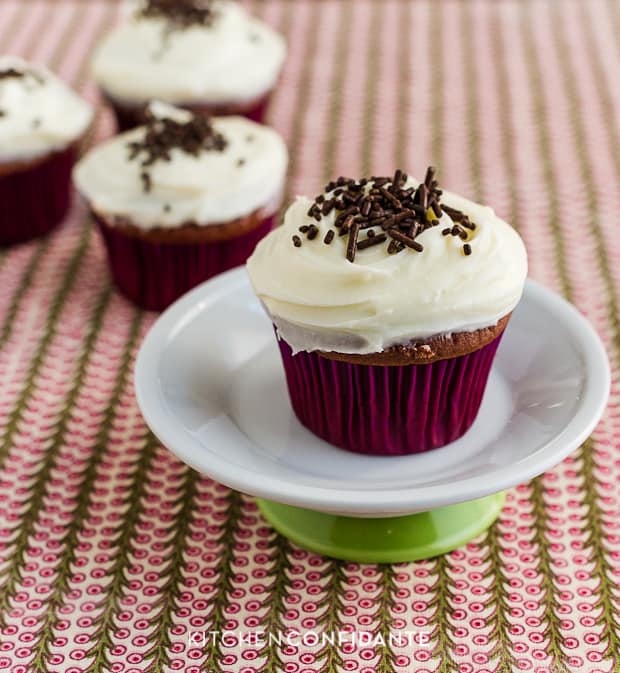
[0,1,620,671]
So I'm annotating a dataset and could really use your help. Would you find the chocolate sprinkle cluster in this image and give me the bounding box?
[0,67,44,84]
[0,68,26,81]
[294,167,476,262]
[127,111,227,192]
[139,0,217,30]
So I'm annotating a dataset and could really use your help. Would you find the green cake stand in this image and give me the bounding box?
[135,270,610,562]
[256,493,506,563]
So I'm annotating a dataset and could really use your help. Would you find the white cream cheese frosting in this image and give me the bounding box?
[247,175,528,354]
[0,56,93,162]
[73,103,288,228]
[91,1,286,106]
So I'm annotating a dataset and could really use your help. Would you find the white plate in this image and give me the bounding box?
[135,268,610,517]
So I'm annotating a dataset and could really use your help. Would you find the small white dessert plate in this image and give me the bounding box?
[135,268,610,518]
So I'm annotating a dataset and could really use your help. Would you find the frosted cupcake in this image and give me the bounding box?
[74,102,287,311]
[91,0,286,131]
[0,57,93,245]
[247,168,528,456]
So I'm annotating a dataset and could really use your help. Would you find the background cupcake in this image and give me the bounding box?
[0,56,93,245]
[247,168,528,456]
[91,0,286,131]
[73,102,288,311]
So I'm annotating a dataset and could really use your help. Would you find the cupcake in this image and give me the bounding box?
[73,102,288,311]
[0,57,93,245]
[91,0,286,131]
[247,168,528,456]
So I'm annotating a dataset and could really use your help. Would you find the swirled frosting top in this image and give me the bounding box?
[73,102,288,228]
[0,56,93,161]
[91,0,286,105]
[247,168,528,354]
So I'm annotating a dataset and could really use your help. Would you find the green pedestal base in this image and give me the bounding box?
[257,492,506,563]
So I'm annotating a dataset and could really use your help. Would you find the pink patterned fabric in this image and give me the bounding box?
[0,1,619,672]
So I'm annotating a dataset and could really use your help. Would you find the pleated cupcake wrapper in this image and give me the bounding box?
[110,92,273,132]
[96,214,275,311]
[0,147,75,246]
[277,332,505,456]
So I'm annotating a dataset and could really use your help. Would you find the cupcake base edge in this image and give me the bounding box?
[94,210,275,311]
[276,323,509,457]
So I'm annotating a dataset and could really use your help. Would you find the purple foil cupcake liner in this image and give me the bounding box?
[0,146,75,246]
[277,333,504,456]
[96,214,275,311]
[110,92,273,132]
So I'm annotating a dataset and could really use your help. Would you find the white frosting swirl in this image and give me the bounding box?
[247,178,528,354]
[91,1,286,105]
[73,103,288,228]
[0,56,93,162]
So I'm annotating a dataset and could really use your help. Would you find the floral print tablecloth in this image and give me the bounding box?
[1,1,620,671]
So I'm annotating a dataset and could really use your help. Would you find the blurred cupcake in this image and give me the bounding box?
[91,0,286,131]
[73,102,288,311]
[247,168,528,456]
[0,56,93,245]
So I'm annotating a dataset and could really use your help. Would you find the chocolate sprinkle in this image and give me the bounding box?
[0,68,26,81]
[139,0,217,30]
[127,110,227,192]
[387,239,404,255]
[0,68,43,84]
[292,166,477,260]
[357,232,387,250]
[292,235,302,248]
[307,224,319,240]
[346,221,361,262]
[388,229,424,252]
[140,171,152,193]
